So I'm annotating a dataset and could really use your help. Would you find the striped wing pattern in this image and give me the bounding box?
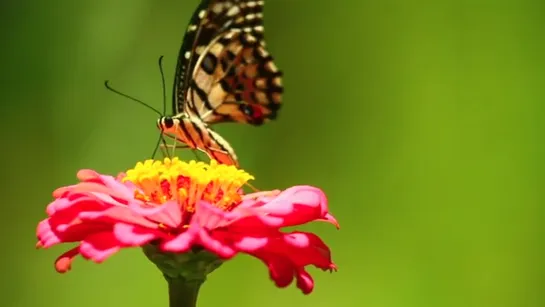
[173,0,283,125]
[187,30,283,125]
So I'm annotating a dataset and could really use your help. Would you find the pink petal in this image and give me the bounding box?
[196,229,237,259]
[79,232,122,263]
[225,230,335,294]
[38,219,111,247]
[295,269,314,295]
[233,236,269,251]
[193,201,237,228]
[231,186,336,229]
[239,190,282,207]
[161,204,238,258]
[278,232,334,269]
[38,196,113,247]
[113,223,162,246]
[260,255,315,294]
[162,230,197,252]
[128,200,182,228]
[320,213,340,229]
[78,206,159,229]
[54,247,80,273]
[258,186,330,226]
[63,182,133,205]
[46,194,105,216]
[76,169,102,182]
[78,170,128,194]
[267,257,295,288]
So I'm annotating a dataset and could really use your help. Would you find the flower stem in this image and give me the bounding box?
[165,275,203,307]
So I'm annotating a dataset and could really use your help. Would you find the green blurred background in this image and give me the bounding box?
[2,0,544,306]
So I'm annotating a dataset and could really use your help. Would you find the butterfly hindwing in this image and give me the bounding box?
[173,0,281,125]
[186,30,282,125]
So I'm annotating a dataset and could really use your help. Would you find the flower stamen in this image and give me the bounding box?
[123,158,254,214]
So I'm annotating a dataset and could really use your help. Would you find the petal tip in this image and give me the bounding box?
[55,257,73,273]
[320,213,340,229]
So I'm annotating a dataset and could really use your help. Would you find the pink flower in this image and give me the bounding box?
[36,158,339,294]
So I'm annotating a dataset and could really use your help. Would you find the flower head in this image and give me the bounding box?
[36,158,338,294]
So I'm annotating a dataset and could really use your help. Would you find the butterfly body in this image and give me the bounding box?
[159,0,283,166]
[158,114,239,167]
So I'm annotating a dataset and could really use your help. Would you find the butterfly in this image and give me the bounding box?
[157,0,284,167]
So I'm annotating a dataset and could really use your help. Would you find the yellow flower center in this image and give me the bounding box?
[122,158,254,212]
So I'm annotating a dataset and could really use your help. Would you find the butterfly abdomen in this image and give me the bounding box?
[158,115,239,167]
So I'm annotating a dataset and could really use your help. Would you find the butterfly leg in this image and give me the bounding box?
[159,136,173,159]
[244,182,261,193]
[160,144,191,150]
[160,144,203,162]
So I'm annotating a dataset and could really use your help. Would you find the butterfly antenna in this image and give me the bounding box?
[104,81,163,117]
[151,133,163,159]
[151,56,175,160]
[158,56,167,116]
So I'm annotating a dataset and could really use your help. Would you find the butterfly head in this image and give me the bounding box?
[158,113,194,132]
[157,116,177,132]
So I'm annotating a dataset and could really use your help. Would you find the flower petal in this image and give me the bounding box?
[267,257,295,289]
[46,194,105,216]
[113,223,162,246]
[79,232,122,263]
[54,247,80,273]
[234,186,335,229]
[128,200,182,228]
[295,269,314,295]
[196,229,237,259]
[162,229,197,253]
[229,231,335,294]
[259,186,330,226]
[78,206,159,229]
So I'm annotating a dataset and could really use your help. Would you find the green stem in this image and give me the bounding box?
[165,275,203,307]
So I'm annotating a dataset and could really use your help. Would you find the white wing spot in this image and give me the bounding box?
[211,3,224,13]
[227,6,240,17]
[195,46,206,55]
[258,48,269,57]
[247,36,257,43]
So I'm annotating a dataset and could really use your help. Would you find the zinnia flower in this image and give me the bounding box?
[36,158,338,295]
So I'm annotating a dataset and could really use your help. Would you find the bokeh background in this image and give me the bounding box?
[2,1,544,306]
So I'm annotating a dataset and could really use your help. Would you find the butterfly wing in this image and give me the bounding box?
[187,30,282,125]
[173,0,282,125]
